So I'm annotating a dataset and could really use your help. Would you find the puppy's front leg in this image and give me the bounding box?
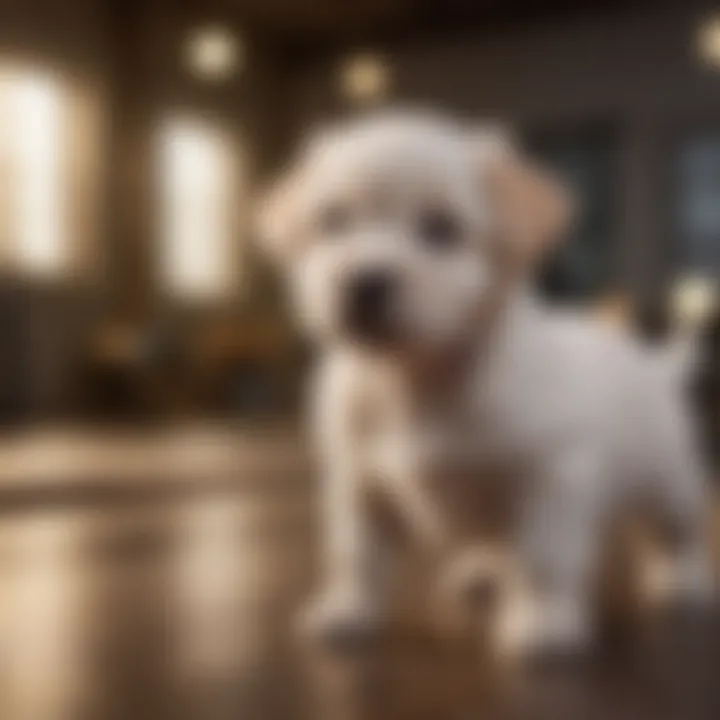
[299,460,393,648]
[298,361,393,648]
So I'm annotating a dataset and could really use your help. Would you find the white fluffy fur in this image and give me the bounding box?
[259,111,714,656]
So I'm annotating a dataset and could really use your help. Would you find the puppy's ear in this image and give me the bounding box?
[255,168,303,265]
[255,125,339,265]
[473,129,572,269]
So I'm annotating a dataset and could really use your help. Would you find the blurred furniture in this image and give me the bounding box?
[82,312,301,420]
[81,322,164,420]
[0,277,87,425]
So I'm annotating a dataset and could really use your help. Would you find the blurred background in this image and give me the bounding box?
[0,1,719,719]
[0,0,719,424]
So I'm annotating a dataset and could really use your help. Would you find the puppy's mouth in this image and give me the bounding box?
[342,270,403,347]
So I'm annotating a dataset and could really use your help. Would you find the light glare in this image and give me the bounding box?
[697,15,720,67]
[671,274,718,327]
[1,70,67,276]
[158,118,238,301]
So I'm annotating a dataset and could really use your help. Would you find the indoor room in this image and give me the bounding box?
[0,1,718,718]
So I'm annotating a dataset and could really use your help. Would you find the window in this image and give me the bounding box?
[0,68,69,276]
[676,133,720,273]
[526,126,617,302]
[157,118,240,302]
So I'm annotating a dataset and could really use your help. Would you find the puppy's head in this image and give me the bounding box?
[257,111,569,356]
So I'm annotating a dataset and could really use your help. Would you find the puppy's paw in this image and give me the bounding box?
[496,594,592,667]
[296,590,384,651]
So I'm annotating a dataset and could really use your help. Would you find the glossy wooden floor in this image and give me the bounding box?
[0,426,717,720]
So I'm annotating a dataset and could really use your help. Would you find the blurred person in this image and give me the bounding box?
[257,110,715,661]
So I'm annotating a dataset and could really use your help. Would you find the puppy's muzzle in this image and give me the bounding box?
[344,270,398,343]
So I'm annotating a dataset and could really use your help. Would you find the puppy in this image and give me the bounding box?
[257,111,714,658]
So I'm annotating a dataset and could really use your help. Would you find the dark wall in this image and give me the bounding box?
[0,0,109,71]
[0,0,109,418]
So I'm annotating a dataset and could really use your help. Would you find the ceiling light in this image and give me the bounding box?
[671,274,717,327]
[697,15,720,67]
[185,26,242,82]
[340,53,390,104]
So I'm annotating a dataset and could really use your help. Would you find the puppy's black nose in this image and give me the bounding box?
[352,271,393,310]
[345,270,397,341]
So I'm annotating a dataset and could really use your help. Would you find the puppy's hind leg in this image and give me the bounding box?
[512,449,609,662]
[648,440,715,608]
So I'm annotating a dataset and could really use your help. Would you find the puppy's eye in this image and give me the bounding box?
[317,204,351,237]
[418,210,461,249]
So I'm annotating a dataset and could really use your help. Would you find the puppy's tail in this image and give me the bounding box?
[638,290,717,390]
[655,305,720,470]
[689,308,720,468]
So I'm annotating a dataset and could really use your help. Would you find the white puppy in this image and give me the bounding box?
[258,111,714,657]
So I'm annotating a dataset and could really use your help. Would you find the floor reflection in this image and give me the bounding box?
[0,430,715,720]
[172,495,268,681]
[0,511,95,720]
